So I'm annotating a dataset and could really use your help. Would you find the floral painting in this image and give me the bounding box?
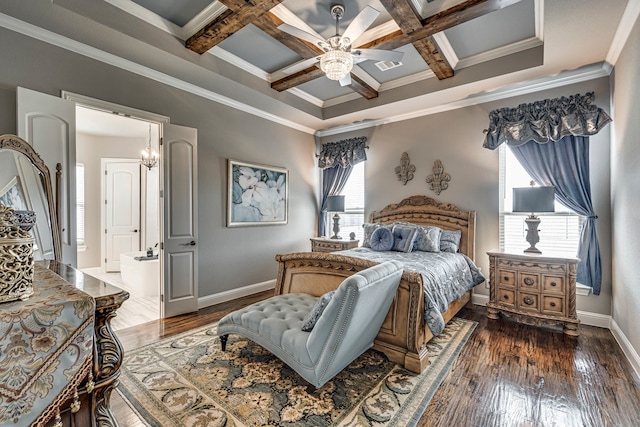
[0,176,27,211]
[227,159,288,226]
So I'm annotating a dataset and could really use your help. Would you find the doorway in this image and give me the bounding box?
[75,106,161,330]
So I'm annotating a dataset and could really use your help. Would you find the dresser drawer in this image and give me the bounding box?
[497,270,517,288]
[542,275,565,294]
[517,292,539,312]
[497,288,516,308]
[541,295,565,315]
[519,273,540,292]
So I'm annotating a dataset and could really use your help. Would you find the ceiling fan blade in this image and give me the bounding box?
[352,48,404,63]
[281,56,321,75]
[339,74,352,87]
[341,6,380,45]
[277,23,326,48]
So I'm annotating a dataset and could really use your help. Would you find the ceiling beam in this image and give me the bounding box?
[186,0,284,54]
[348,74,379,100]
[255,12,323,57]
[379,0,454,80]
[271,0,522,92]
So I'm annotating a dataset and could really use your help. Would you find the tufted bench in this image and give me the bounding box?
[218,260,403,388]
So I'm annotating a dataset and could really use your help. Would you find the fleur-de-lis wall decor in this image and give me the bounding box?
[425,159,451,195]
[395,152,416,185]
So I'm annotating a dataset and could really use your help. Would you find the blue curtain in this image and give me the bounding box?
[318,165,353,237]
[510,136,602,294]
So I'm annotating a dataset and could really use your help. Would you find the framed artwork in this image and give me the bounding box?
[0,176,27,210]
[227,159,288,227]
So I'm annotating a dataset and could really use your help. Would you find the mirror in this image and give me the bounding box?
[0,134,61,261]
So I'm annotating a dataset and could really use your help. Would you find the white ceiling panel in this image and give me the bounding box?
[357,44,430,83]
[297,77,356,101]
[131,0,213,27]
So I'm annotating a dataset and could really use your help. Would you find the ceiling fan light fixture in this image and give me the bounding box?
[321,49,353,80]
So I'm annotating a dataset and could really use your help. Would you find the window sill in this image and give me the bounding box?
[576,283,591,296]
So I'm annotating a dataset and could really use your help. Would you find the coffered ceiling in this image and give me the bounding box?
[0,0,633,135]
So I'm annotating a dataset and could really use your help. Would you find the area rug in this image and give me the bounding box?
[117,317,476,427]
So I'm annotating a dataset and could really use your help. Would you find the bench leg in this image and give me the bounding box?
[220,334,228,351]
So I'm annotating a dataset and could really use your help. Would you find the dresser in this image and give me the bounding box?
[310,237,359,253]
[486,249,580,336]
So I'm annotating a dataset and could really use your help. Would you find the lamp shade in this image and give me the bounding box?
[512,187,555,213]
[326,195,345,212]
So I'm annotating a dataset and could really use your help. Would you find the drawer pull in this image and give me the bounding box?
[503,295,509,300]
[550,302,557,307]
[551,282,557,287]
[524,278,535,286]
[523,297,534,305]
[503,276,509,281]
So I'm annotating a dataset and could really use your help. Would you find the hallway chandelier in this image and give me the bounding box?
[141,124,158,170]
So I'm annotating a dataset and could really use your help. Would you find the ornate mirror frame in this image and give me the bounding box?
[0,134,62,261]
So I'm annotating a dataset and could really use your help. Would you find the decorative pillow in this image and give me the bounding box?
[391,224,418,253]
[440,229,462,253]
[413,225,442,252]
[370,227,394,251]
[301,290,335,332]
[361,223,380,248]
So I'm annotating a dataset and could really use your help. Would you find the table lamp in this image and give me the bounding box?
[326,195,345,239]
[512,186,555,254]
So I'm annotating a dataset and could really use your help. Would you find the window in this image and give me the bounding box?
[76,163,85,246]
[332,162,365,241]
[500,145,583,254]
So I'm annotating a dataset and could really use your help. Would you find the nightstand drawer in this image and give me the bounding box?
[519,273,540,291]
[542,276,565,294]
[542,295,565,315]
[498,270,516,287]
[310,238,359,253]
[497,288,516,308]
[517,292,539,311]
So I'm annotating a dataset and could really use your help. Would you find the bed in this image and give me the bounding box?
[274,195,483,373]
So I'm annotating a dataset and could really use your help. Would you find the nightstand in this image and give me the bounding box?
[486,249,580,336]
[310,237,359,253]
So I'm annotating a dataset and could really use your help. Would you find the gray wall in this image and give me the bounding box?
[611,16,640,357]
[0,27,317,298]
[319,77,613,316]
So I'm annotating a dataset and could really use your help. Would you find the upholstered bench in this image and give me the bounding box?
[218,260,403,388]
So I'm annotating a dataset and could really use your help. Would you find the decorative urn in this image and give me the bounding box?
[0,204,35,302]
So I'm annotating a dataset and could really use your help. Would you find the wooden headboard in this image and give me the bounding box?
[369,195,476,261]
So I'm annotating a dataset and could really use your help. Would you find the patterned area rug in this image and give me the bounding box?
[118,317,476,427]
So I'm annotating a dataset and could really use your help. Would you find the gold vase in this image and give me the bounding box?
[0,204,35,303]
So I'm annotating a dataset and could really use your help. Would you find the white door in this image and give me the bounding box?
[17,87,77,266]
[103,160,141,272]
[161,124,198,318]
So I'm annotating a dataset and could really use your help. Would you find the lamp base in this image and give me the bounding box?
[523,215,542,254]
[330,213,342,239]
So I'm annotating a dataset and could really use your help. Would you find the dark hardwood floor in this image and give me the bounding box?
[112,292,640,427]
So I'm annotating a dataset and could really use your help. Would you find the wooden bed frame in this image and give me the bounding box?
[275,195,476,373]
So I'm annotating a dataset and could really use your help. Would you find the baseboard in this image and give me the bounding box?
[198,279,275,310]
[610,319,640,379]
[472,293,612,329]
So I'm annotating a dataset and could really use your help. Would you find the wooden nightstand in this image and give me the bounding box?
[486,249,580,336]
[310,237,359,253]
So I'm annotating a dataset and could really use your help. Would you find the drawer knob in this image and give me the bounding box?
[503,295,509,300]
[503,276,509,281]
[524,278,535,286]
[550,302,557,307]
[523,296,534,305]
[551,282,557,287]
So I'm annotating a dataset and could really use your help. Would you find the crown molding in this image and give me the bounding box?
[606,0,640,66]
[456,37,543,69]
[322,92,362,108]
[315,62,611,137]
[104,0,183,37]
[287,88,324,107]
[378,69,435,92]
[209,46,271,81]
[432,32,459,69]
[534,0,544,40]
[182,1,228,38]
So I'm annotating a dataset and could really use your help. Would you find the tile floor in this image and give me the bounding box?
[81,267,160,331]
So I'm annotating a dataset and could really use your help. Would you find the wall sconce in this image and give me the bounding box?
[326,195,345,239]
[512,185,555,254]
[140,124,158,171]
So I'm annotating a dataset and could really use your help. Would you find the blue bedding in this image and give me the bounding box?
[336,247,485,336]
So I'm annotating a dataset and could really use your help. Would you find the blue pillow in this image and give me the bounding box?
[440,229,462,253]
[413,225,442,252]
[391,225,418,253]
[370,227,394,251]
[301,290,335,331]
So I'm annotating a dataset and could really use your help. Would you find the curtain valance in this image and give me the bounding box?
[483,92,612,150]
[318,136,367,169]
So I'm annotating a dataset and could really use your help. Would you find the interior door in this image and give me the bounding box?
[104,160,141,272]
[161,124,198,318]
[17,87,77,266]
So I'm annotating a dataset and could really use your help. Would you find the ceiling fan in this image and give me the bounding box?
[278,4,404,86]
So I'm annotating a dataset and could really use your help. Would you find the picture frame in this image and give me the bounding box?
[0,176,27,211]
[227,159,288,227]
